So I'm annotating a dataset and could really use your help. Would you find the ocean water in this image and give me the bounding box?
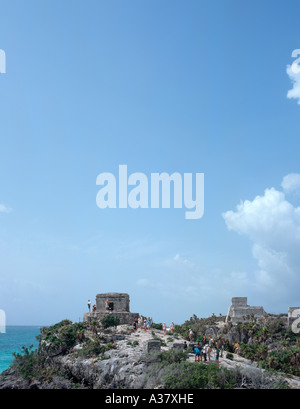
[0,326,41,374]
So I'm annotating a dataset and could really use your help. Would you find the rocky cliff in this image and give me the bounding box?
[1,318,300,389]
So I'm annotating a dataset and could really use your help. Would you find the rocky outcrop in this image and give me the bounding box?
[0,325,183,389]
[1,321,300,389]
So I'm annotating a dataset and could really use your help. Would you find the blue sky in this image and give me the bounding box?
[0,0,300,325]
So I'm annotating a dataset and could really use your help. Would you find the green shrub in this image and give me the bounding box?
[127,340,139,347]
[226,352,234,360]
[263,346,300,376]
[75,339,117,358]
[39,320,86,352]
[152,323,163,330]
[159,362,237,389]
[156,349,188,365]
[101,315,120,329]
[11,345,39,380]
[239,343,268,361]
[11,345,62,382]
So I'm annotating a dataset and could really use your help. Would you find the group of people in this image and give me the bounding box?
[87,298,111,313]
[142,316,153,330]
[132,316,154,331]
[86,299,236,369]
[87,300,97,312]
[132,317,176,334]
[193,336,224,367]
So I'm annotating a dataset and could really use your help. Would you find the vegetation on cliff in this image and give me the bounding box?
[1,313,299,389]
[174,313,300,377]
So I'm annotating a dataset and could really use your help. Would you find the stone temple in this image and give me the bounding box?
[226,297,266,324]
[83,292,139,325]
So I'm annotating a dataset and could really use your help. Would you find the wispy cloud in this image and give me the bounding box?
[0,204,11,213]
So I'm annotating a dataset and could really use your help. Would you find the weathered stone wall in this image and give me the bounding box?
[226,297,266,324]
[84,292,138,326]
[96,292,130,312]
[83,311,139,325]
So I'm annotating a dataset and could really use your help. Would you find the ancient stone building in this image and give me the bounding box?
[226,297,266,324]
[83,292,139,325]
[96,293,130,313]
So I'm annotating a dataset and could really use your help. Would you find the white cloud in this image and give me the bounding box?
[222,178,300,303]
[287,64,300,105]
[281,173,300,194]
[173,253,195,269]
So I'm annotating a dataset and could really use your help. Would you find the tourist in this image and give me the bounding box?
[234,342,239,354]
[87,300,91,312]
[215,347,220,367]
[92,304,96,312]
[183,341,187,350]
[208,336,214,348]
[143,319,147,331]
[194,345,201,362]
[170,321,175,333]
[105,299,109,311]
[207,345,211,362]
[202,344,207,362]
[197,342,203,362]
[162,322,167,336]
[189,329,193,342]
[220,343,225,358]
[133,319,137,332]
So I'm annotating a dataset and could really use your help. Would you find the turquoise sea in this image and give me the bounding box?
[0,326,41,374]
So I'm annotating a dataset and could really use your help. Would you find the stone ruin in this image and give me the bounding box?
[226,297,266,324]
[225,297,300,330]
[83,292,139,325]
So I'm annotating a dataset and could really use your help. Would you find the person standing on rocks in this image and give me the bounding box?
[202,344,207,362]
[207,345,211,362]
[194,345,201,362]
[105,299,109,311]
[215,347,220,367]
[88,300,91,312]
[196,342,203,362]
